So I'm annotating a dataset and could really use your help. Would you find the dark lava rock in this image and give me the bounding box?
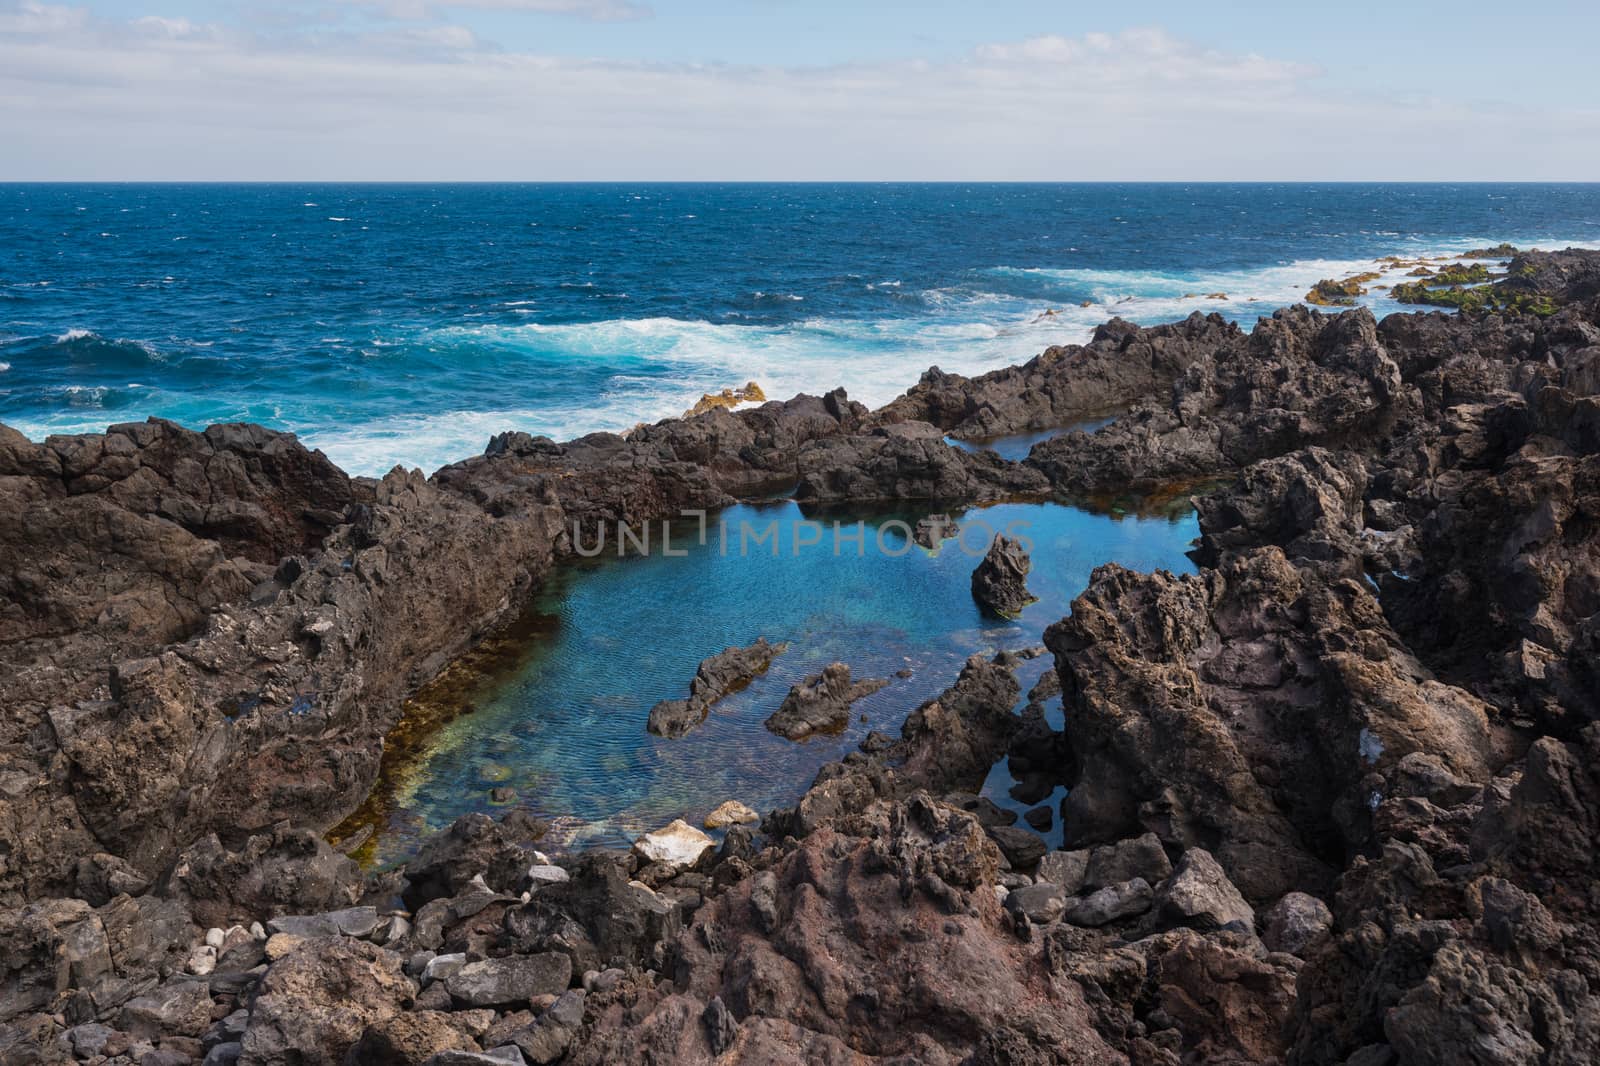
[444,954,572,1008]
[986,824,1047,869]
[971,534,1035,617]
[646,637,787,738]
[764,662,889,740]
[10,255,1600,1066]
[401,812,547,910]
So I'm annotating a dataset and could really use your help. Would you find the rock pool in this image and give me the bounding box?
[340,495,1198,866]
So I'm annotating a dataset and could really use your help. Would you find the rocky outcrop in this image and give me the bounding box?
[6,254,1600,1064]
[762,662,889,740]
[873,311,1241,441]
[794,423,1049,503]
[971,533,1035,617]
[645,638,787,738]
[1027,306,1405,494]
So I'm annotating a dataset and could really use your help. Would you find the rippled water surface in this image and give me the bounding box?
[347,497,1199,866]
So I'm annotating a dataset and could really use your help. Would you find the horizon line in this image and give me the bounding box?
[6,179,1600,187]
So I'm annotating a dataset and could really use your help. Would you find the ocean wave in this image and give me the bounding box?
[59,385,115,408]
[0,362,11,373]
[56,328,94,343]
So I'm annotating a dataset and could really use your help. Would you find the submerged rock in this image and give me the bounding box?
[971,534,1036,617]
[763,662,889,740]
[702,800,759,829]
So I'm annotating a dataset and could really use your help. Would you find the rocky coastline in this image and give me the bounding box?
[3,248,1600,1064]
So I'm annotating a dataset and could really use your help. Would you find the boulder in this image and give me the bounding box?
[1261,892,1333,956]
[1064,878,1154,927]
[986,825,1047,869]
[523,865,570,890]
[1004,883,1067,925]
[1036,850,1090,894]
[445,954,573,1009]
[239,937,412,1066]
[1084,833,1172,891]
[646,639,788,738]
[764,662,888,740]
[346,1011,478,1066]
[402,812,545,909]
[117,979,213,1040]
[1157,848,1255,930]
[913,513,960,551]
[631,820,714,873]
[971,535,1036,617]
[703,801,760,829]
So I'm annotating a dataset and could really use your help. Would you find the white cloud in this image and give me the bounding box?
[345,0,650,22]
[0,1,85,33]
[132,14,203,37]
[0,7,1595,180]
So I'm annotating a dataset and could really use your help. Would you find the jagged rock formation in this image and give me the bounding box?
[971,534,1035,617]
[762,662,888,740]
[3,249,1600,1064]
[646,638,788,738]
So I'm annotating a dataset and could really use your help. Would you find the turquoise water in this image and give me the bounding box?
[5,183,1600,474]
[358,497,1198,865]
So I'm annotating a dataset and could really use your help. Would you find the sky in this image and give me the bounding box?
[2,0,1598,180]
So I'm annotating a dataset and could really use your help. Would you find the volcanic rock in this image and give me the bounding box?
[763,662,889,740]
[971,534,1036,617]
[646,638,787,738]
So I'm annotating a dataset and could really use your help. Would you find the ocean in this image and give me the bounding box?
[4,182,1600,475]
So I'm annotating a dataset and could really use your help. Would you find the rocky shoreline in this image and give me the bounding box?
[3,248,1599,1064]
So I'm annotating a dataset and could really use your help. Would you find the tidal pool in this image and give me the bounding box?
[341,496,1198,867]
[945,416,1118,461]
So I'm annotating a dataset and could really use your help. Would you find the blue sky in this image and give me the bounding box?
[2,0,1598,179]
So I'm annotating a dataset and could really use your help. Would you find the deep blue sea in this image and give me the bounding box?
[5,183,1600,475]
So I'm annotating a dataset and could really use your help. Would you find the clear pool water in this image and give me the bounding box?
[344,496,1199,866]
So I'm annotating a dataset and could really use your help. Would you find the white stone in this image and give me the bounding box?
[204,927,225,949]
[632,819,714,872]
[187,944,217,976]
[249,922,266,940]
[386,915,411,944]
[704,800,760,829]
[526,864,570,888]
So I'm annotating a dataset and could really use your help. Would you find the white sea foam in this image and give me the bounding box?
[56,328,94,343]
[59,385,109,407]
[57,234,1599,480]
[0,362,11,373]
